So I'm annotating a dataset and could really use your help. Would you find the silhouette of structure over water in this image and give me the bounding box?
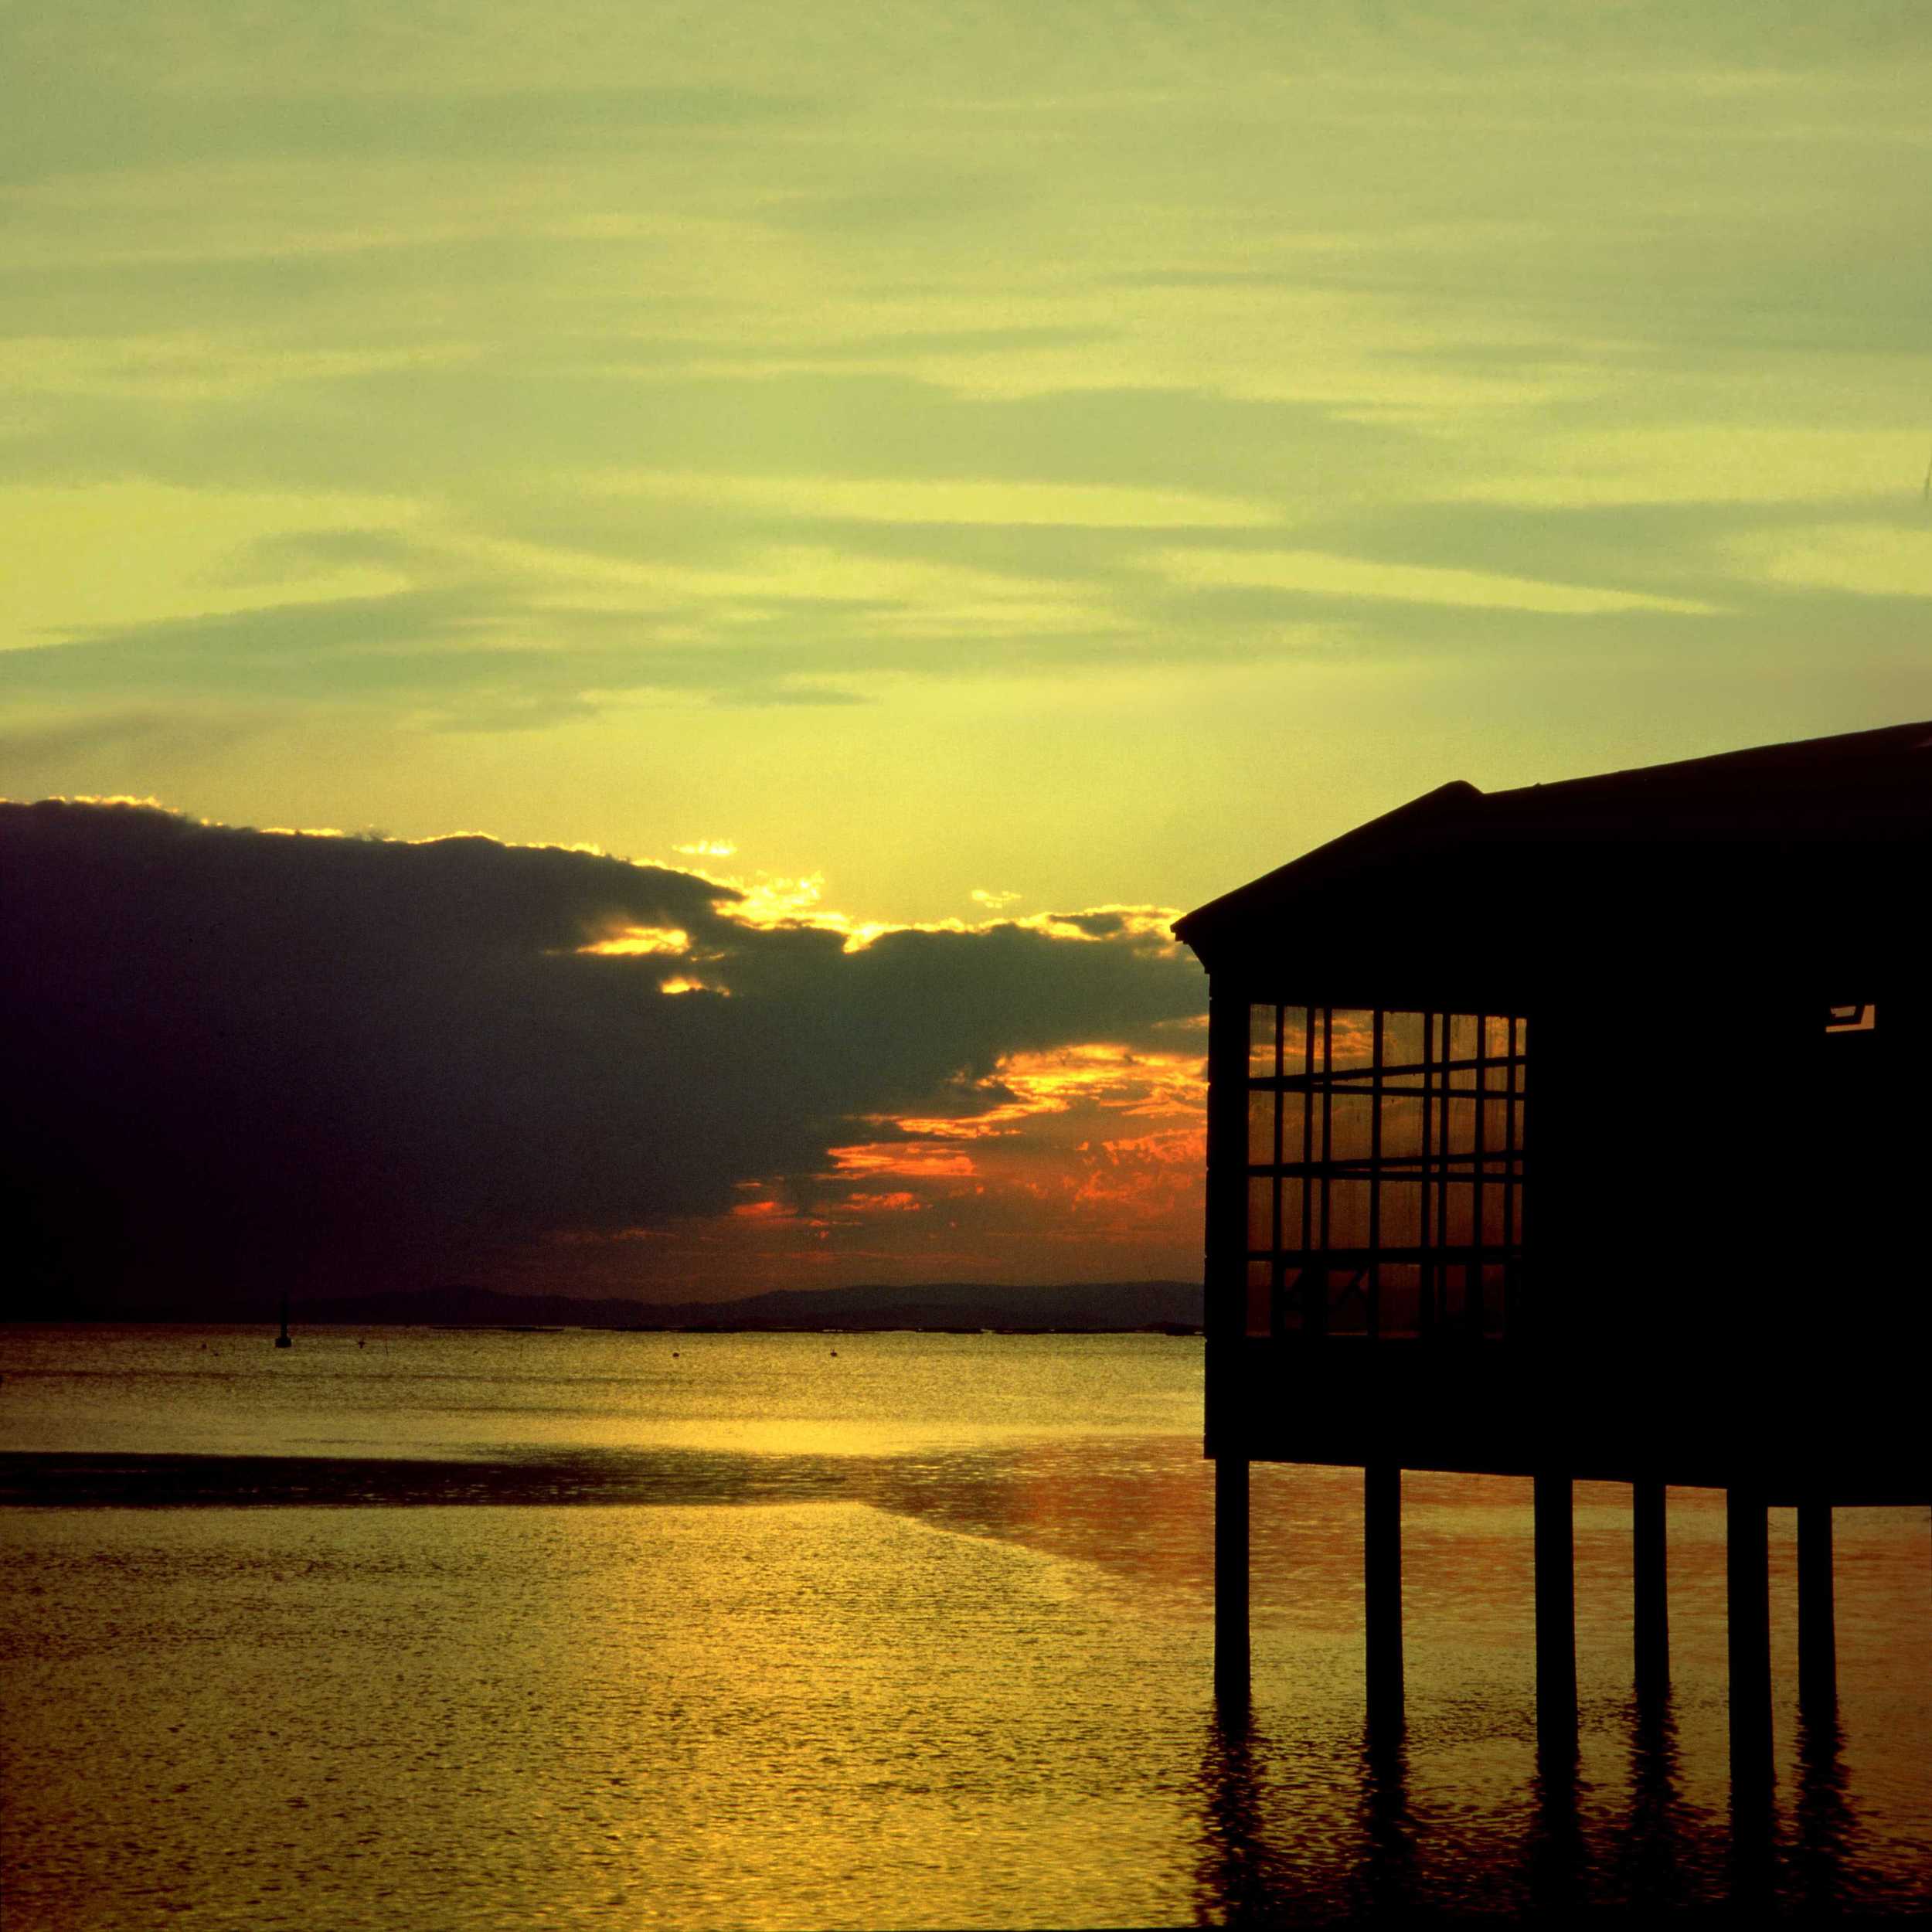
[1174,720,1932,1791]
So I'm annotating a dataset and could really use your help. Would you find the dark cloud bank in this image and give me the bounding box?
[1,801,1203,1315]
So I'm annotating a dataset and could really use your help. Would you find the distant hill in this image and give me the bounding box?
[39,1279,1202,1333]
[634,1279,1203,1332]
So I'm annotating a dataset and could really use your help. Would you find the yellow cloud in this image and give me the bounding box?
[1722,522,1932,598]
[451,532,1117,634]
[596,470,1278,529]
[0,484,421,648]
[1148,546,1717,615]
[1452,430,1926,508]
[5,332,480,402]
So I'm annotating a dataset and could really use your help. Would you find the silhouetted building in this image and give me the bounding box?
[1174,720,1932,1760]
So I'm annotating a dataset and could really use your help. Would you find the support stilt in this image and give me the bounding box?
[1364,1462,1404,1735]
[1726,1488,1774,1788]
[1214,1454,1251,1706]
[1634,1479,1670,1702]
[1534,1474,1577,1756]
[1797,1497,1837,1716]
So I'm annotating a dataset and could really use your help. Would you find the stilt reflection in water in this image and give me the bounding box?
[1189,1702,1415,1924]
[1180,1659,1861,1917]
[1191,1701,1280,1927]
[1347,1726,1419,1922]
[1611,1692,1696,1910]
[1791,1704,1855,1915]
[1522,1723,1590,1918]
[1726,1737,1781,1919]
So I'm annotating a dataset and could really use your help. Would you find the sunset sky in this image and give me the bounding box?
[5,4,1930,1302]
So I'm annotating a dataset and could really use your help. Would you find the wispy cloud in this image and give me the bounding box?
[1148,547,1720,616]
[5,0,1931,924]
[597,471,1281,529]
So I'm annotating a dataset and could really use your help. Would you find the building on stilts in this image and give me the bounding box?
[1172,719,1932,1780]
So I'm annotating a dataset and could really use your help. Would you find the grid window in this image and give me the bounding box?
[1241,1005,1528,1340]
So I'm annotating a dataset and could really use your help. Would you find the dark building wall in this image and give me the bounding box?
[1204,969,1930,1500]
[1186,731,1932,1498]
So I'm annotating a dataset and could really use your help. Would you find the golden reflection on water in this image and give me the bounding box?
[2,1329,1930,1925]
[0,1325,1203,1462]
[3,1505,1210,1931]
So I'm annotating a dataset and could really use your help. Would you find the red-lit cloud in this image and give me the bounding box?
[2,799,1206,1310]
[620,1036,1206,1294]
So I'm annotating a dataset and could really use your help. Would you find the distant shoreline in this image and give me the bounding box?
[5,1278,1203,1335]
[3,1318,1203,1338]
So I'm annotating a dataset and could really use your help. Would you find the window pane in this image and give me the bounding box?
[1248,1004,1277,1080]
[1444,1182,1474,1248]
[1382,1009,1426,1073]
[1481,1185,1508,1247]
[1330,1009,1376,1072]
[1277,1269,1307,1335]
[1481,1264,1508,1336]
[1449,1012,1478,1087]
[1380,1264,1421,1338]
[1328,1267,1370,1333]
[1445,1096,1478,1155]
[1247,1176,1274,1250]
[1328,1179,1371,1249]
[1329,1090,1375,1162]
[1279,1177,1307,1253]
[1380,1094,1423,1160]
[1281,1006,1312,1077]
[1379,1180,1422,1247]
[1247,1089,1276,1166]
[1287,1086,1314,1165]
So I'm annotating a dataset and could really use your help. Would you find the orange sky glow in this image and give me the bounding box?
[546,1037,1207,1297]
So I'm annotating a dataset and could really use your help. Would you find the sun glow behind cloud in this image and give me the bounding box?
[582,924,691,957]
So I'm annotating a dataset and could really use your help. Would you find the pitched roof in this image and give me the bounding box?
[1173,719,1932,965]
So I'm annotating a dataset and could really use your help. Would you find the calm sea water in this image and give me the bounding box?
[2,1325,1929,1928]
